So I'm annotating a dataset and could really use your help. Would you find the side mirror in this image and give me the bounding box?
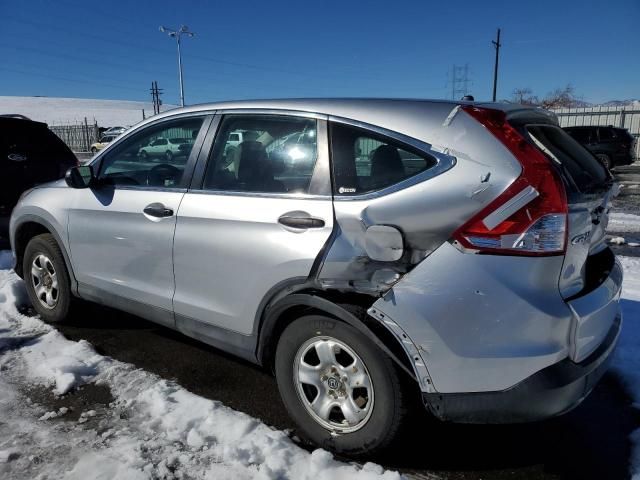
[65,165,95,189]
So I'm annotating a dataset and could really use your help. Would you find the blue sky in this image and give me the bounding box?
[1,0,638,105]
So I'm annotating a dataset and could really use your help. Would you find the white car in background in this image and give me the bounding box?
[138,137,189,161]
[103,126,127,136]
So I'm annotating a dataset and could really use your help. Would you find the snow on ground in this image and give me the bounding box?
[0,96,177,127]
[0,255,401,480]
[1,234,640,478]
[609,212,640,233]
[613,257,640,479]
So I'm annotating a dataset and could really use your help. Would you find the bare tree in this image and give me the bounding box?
[511,87,539,105]
[540,84,588,109]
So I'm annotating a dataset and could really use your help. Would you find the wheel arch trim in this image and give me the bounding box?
[12,215,78,294]
[256,293,418,382]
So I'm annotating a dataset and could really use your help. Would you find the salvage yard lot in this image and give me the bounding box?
[0,211,639,480]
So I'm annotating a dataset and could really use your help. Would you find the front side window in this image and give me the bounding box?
[330,122,437,195]
[598,128,614,142]
[203,115,318,194]
[99,116,204,188]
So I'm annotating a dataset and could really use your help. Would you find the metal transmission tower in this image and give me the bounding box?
[449,64,471,100]
[159,25,195,107]
[150,81,163,115]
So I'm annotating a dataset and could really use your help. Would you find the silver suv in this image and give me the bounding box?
[9,99,622,455]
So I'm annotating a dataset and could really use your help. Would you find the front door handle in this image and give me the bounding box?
[144,203,174,218]
[278,212,325,229]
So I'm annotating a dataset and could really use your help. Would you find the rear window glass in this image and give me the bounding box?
[598,128,615,141]
[565,128,591,144]
[614,128,633,141]
[330,122,437,195]
[526,125,608,193]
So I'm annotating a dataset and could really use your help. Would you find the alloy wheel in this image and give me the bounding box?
[293,336,374,433]
[30,254,59,309]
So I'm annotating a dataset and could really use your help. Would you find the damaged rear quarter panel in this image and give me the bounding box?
[317,108,521,295]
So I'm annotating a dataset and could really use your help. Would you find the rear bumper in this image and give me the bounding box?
[422,312,621,423]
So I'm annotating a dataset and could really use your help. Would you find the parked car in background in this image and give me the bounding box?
[138,137,190,161]
[1,116,76,243]
[102,126,127,136]
[10,99,620,456]
[90,135,118,153]
[564,125,636,169]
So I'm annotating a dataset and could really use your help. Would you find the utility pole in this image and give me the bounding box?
[159,25,195,107]
[150,81,163,115]
[492,28,501,102]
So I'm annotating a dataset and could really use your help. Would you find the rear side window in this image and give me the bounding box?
[598,128,615,142]
[330,122,436,196]
[526,125,608,192]
[565,128,591,144]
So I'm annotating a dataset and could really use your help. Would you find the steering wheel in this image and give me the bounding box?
[147,163,181,187]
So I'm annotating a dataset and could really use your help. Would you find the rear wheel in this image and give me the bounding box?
[165,150,173,161]
[90,147,97,153]
[596,153,611,170]
[275,315,408,456]
[23,234,72,323]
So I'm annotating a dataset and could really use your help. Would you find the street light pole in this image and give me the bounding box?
[159,25,195,107]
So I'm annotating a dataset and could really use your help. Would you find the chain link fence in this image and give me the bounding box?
[49,118,100,152]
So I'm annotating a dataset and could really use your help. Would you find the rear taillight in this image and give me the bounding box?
[452,106,568,256]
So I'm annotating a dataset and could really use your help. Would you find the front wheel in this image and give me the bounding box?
[23,234,72,323]
[275,315,409,456]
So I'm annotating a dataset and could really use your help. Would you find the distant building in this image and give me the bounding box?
[0,96,177,128]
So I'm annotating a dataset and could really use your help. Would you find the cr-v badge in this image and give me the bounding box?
[571,231,592,245]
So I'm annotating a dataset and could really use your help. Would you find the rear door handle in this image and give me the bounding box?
[144,203,174,218]
[278,212,325,229]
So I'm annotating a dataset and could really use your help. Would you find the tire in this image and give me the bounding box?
[23,234,72,323]
[596,153,611,170]
[140,150,148,159]
[91,147,97,153]
[165,150,173,161]
[275,315,408,456]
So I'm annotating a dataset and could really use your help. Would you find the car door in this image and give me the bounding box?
[67,114,210,327]
[173,112,333,336]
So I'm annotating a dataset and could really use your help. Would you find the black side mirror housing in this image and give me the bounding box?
[65,165,95,189]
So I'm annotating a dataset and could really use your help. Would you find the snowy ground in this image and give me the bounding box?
[0,251,400,480]
[1,213,640,479]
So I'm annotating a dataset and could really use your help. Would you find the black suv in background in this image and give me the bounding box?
[564,125,636,169]
[0,116,77,244]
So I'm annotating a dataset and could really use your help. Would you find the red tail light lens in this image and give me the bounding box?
[452,106,568,256]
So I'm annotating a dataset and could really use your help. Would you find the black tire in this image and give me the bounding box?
[23,234,72,323]
[140,150,148,159]
[165,150,173,161]
[275,315,408,456]
[91,147,97,153]
[596,153,611,170]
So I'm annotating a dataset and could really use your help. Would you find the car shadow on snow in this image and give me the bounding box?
[39,300,640,480]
